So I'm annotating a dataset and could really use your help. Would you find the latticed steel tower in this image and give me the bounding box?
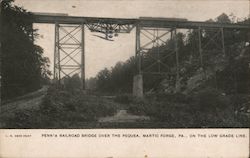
[54,23,85,88]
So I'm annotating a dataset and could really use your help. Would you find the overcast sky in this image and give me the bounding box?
[14,0,250,78]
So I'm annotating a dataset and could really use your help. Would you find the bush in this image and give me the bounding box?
[114,94,133,104]
[185,87,246,127]
[37,84,117,127]
[145,102,172,121]
[191,87,230,112]
[4,109,54,128]
[63,74,82,92]
[152,92,189,104]
[127,103,147,116]
[39,85,68,118]
[76,97,117,118]
[127,87,243,127]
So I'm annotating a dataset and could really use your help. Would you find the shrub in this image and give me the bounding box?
[127,103,147,115]
[63,74,82,92]
[191,87,230,112]
[154,92,189,103]
[186,87,245,127]
[4,109,54,128]
[114,94,133,104]
[37,84,117,127]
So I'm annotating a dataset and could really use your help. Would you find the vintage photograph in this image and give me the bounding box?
[0,0,250,129]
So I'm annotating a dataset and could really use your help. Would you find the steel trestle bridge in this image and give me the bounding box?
[32,14,250,96]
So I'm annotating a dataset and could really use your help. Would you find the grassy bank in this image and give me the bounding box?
[3,84,118,128]
[125,88,249,128]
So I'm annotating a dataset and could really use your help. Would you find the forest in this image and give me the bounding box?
[88,13,250,95]
[1,0,51,100]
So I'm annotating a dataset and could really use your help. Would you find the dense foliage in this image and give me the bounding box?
[126,88,248,127]
[3,79,118,128]
[83,13,250,128]
[1,0,51,100]
[91,13,250,94]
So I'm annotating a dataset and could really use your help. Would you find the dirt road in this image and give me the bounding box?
[0,86,48,114]
[98,109,150,123]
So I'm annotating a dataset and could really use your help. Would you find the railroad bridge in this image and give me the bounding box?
[32,13,250,97]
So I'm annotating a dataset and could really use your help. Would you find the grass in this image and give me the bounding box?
[126,88,249,128]
[2,84,118,128]
[2,84,249,128]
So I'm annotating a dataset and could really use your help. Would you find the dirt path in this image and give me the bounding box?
[98,109,150,123]
[0,86,48,114]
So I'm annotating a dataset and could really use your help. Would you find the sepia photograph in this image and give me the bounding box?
[0,0,250,129]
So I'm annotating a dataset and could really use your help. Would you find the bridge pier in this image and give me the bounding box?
[133,24,144,98]
[133,74,143,98]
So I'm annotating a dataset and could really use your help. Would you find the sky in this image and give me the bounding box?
[14,0,250,78]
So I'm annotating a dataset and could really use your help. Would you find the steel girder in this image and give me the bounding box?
[33,14,250,30]
[86,23,134,34]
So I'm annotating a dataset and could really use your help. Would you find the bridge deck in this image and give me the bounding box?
[33,14,250,29]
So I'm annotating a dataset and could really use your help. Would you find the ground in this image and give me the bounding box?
[0,86,48,128]
[1,86,48,112]
[0,86,152,128]
[1,85,249,128]
[99,110,150,123]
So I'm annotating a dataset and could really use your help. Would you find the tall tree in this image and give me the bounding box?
[1,0,50,99]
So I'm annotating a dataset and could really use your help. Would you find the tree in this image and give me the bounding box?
[96,68,112,92]
[216,13,231,23]
[64,74,82,92]
[94,13,249,94]
[1,0,51,99]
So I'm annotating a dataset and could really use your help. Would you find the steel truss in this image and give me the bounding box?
[54,22,134,89]
[86,21,134,40]
[54,23,85,88]
[136,26,181,89]
[86,22,134,34]
[197,27,225,79]
[136,26,227,91]
[137,27,173,74]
